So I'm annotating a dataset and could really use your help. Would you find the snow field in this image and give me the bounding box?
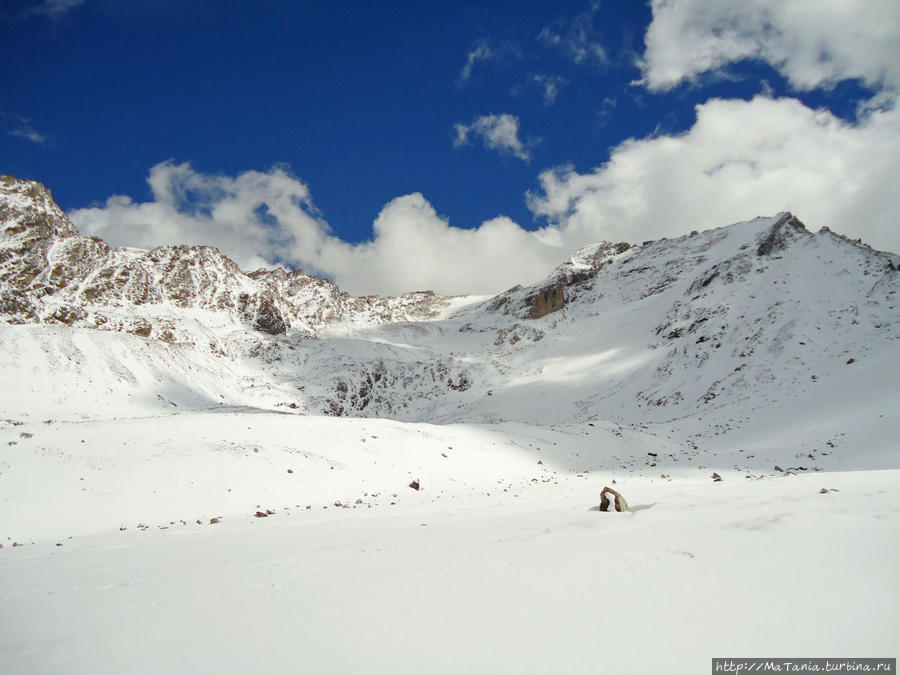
[1,459,896,675]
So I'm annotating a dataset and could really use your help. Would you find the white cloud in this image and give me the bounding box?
[538,2,607,66]
[69,161,568,296]
[70,93,900,298]
[320,195,558,296]
[533,74,568,106]
[8,118,48,145]
[459,40,494,83]
[527,95,900,254]
[454,114,537,162]
[70,162,330,274]
[639,0,900,92]
[26,0,84,19]
[69,0,900,300]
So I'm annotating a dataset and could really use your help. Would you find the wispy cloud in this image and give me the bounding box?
[595,96,617,127]
[539,2,607,66]
[453,113,537,162]
[25,0,85,20]
[8,117,49,145]
[458,39,522,85]
[533,74,568,106]
[459,39,494,83]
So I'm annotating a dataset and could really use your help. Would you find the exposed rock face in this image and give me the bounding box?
[756,212,807,257]
[489,241,632,320]
[527,283,565,319]
[0,176,452,339]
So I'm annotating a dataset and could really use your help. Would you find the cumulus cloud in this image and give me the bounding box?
[453,114,537,162]
[69,161,568,296]
[70,93,900,297]
[538,2,607,66]
[527,95,900,254]
[325,196,557,296]
[69,162,330,273]
[639,0,900,92]
[67,3,900,297]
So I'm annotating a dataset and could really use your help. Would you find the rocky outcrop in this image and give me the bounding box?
[756,212,807,257]
[488,241,632,320]
[598,486,630,512]
[527,282,566,319]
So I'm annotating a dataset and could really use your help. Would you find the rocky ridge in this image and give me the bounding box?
[0,176,451,342]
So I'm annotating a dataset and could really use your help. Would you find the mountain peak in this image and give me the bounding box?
[755,211,809,257]
[1,175,79,242]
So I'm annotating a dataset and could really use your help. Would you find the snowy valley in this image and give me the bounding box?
[1,175,897,673]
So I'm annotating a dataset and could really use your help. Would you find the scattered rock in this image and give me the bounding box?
[846,358,856,364]
[774,465,784,472]
[209,517,219,524]
[286,468,293,474]
[598,486,630,512]
[254,511,268,518]
[408,480,420,491]
[711,472,723,482]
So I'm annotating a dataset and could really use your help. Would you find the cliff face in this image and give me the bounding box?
[483,241,632,320]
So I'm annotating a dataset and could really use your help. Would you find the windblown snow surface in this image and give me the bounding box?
[1,206,898,673]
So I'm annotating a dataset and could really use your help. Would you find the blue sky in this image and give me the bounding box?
[2,0,899,295]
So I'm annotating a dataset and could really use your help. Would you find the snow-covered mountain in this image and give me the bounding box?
[2,174,898,450]
[2,175,898,674]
